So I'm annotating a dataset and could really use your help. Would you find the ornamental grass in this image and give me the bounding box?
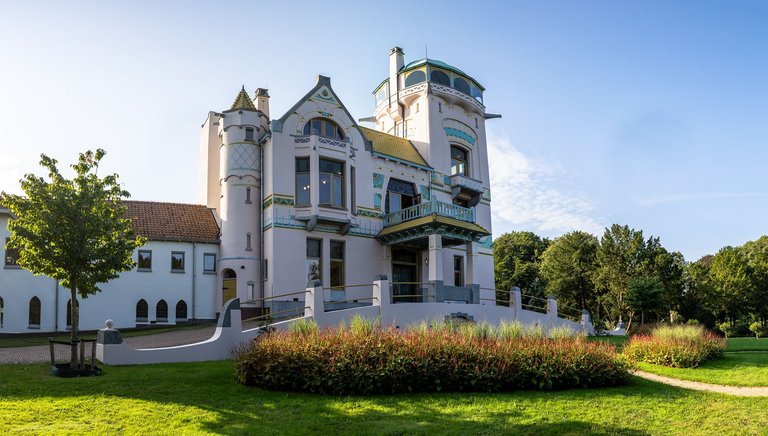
[623,325,726,368]
[234,319,631,395]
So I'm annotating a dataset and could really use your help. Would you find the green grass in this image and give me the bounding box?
[637,352,768,387]
[588,335,629,348]
[1,361,768,434]
[0,322,212,348]
[726,337,768,351]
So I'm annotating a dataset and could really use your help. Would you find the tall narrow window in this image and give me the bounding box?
[0,296,4,328]
[66,298,79,329]
[136,299,148,322]
[245,127,254,141]
[450,145,469,176]
[246,187,252,204]
[306,239,322,282]
[454,256,464,287]
[176,300,188,321]
[137,250,152,271]
[156,300,168,322]
[171,252,185,272]
[350,166,356,215]
[28,296,41,328]
[4,237,20,267]
[319,159,344,208]
[330,241,344,288]
[295,157,310,206]
[246,233,252,251]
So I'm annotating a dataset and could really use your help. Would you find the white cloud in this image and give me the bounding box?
[635,192,768,208]
[487,134,604,237]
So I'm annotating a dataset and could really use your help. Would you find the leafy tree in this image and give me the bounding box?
[742,236,768,323]
[1,150,144,365]
[709,246,751,325]
[539,231,599,314]
[626,276,663,326]
[493,231,550,301]
[642,240,685,321]
[594,224,648,325]
[680,255,716,325]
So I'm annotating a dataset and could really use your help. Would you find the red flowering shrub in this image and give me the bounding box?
[623,325,726,368]
[234,326,631,394]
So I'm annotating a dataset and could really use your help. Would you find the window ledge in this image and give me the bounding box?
[3,265,21,269]
[137,268,152,272]
[203,270,217,275]
[319,205,348,211]
[171,269,186,274]
[28,325,41,330]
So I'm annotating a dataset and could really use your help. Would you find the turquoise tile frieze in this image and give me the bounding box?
[419,185,430,201]
[373,173,384,189]
[374,193,382,210]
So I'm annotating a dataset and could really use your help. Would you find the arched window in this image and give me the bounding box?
[136,299,148,322]
[0,297,4,328]
[451,145,469,176]
[176,300,188,322]
[405,70,426,87]
[156,299,168,322]
[28,296,41,327]
[303,118,345,140]
[430,70,450,86]
[66,298,79,329]
[453,77,470,95]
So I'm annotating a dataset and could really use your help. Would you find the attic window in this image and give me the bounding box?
[303,118,344,141]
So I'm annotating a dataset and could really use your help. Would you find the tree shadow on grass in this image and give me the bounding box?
[0,362,750,435]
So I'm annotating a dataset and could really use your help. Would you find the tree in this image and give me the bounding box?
[626,276,664,326]
[594,224,648,326]
[709,246,751,325]
[539,231,599,314]
[742,236,768,323]
[1,149,144,365]
[680,255,715,325]
[493,231,550,301]
[642,240,685,322]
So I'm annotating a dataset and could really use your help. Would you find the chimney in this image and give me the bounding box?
[389,46,404,99]
[255,88,269,118]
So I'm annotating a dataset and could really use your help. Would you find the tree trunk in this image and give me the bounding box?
[641,310,645,325]
[69,281,79,367]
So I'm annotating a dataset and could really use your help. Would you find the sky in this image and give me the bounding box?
[1,0,766,261]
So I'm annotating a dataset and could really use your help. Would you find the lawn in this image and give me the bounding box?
[0,322,212,348]
[637,352,768,387]
[2,361,768,434]
[726,337,768,352]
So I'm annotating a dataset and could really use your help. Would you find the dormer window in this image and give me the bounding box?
[303,118,345,141]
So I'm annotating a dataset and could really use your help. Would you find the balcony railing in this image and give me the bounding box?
[382,200,475,227]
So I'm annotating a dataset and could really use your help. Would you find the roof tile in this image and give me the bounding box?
[124,201,220,243]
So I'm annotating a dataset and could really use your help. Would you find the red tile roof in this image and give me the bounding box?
[124,201,220,243]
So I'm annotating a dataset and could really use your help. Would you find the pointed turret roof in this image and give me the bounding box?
[230,86,256,111]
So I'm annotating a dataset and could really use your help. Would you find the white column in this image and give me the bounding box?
[465,242,477,284]
[511,286,522,320]
[373,276,390,324]
[547,295,558,327]
[305,281,324,322]
[428,234,443,282]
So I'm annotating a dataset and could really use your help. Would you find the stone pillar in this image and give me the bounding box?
[305,280,324,321]
[428,233,443,282]
[465,242,477,285]
[373,275,390,324]
[547,295,558,327]
[511,286,522,320]
[581,309,595,335]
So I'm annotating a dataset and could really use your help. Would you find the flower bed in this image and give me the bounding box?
[234,320,631,395]
[623,325,726,368]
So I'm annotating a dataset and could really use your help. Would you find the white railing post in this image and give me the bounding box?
[511,286,522,320]
[373,275,390,312]
[305,280,324,321]
[547,295,558,327]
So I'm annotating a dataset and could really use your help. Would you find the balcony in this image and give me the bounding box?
[383,200,474,227]
[449,174,484,206]
[377,200,489,247]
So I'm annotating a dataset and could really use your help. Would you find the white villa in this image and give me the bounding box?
[3,47,586,337]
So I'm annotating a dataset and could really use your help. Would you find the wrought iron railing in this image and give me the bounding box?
[382,200,475,227]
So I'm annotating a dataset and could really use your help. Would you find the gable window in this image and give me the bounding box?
[203,253,216,273]
[385,179,416,214]
[451,145,469,176]
[306,239,322,283]
[137,250,152,271]
[295,157,311,206]
[28,296,41,328]
[319,159,344,208]
[4,238,20,268]
[303,118,344,141]
[171,252,185,272]
[245,127,255,142]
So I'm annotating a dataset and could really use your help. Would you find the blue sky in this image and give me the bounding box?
[1,1,766,261]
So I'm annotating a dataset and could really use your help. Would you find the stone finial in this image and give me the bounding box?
[105,319,114,330]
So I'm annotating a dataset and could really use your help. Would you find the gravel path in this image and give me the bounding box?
[633,370,768,397]
[0,325,218,364]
